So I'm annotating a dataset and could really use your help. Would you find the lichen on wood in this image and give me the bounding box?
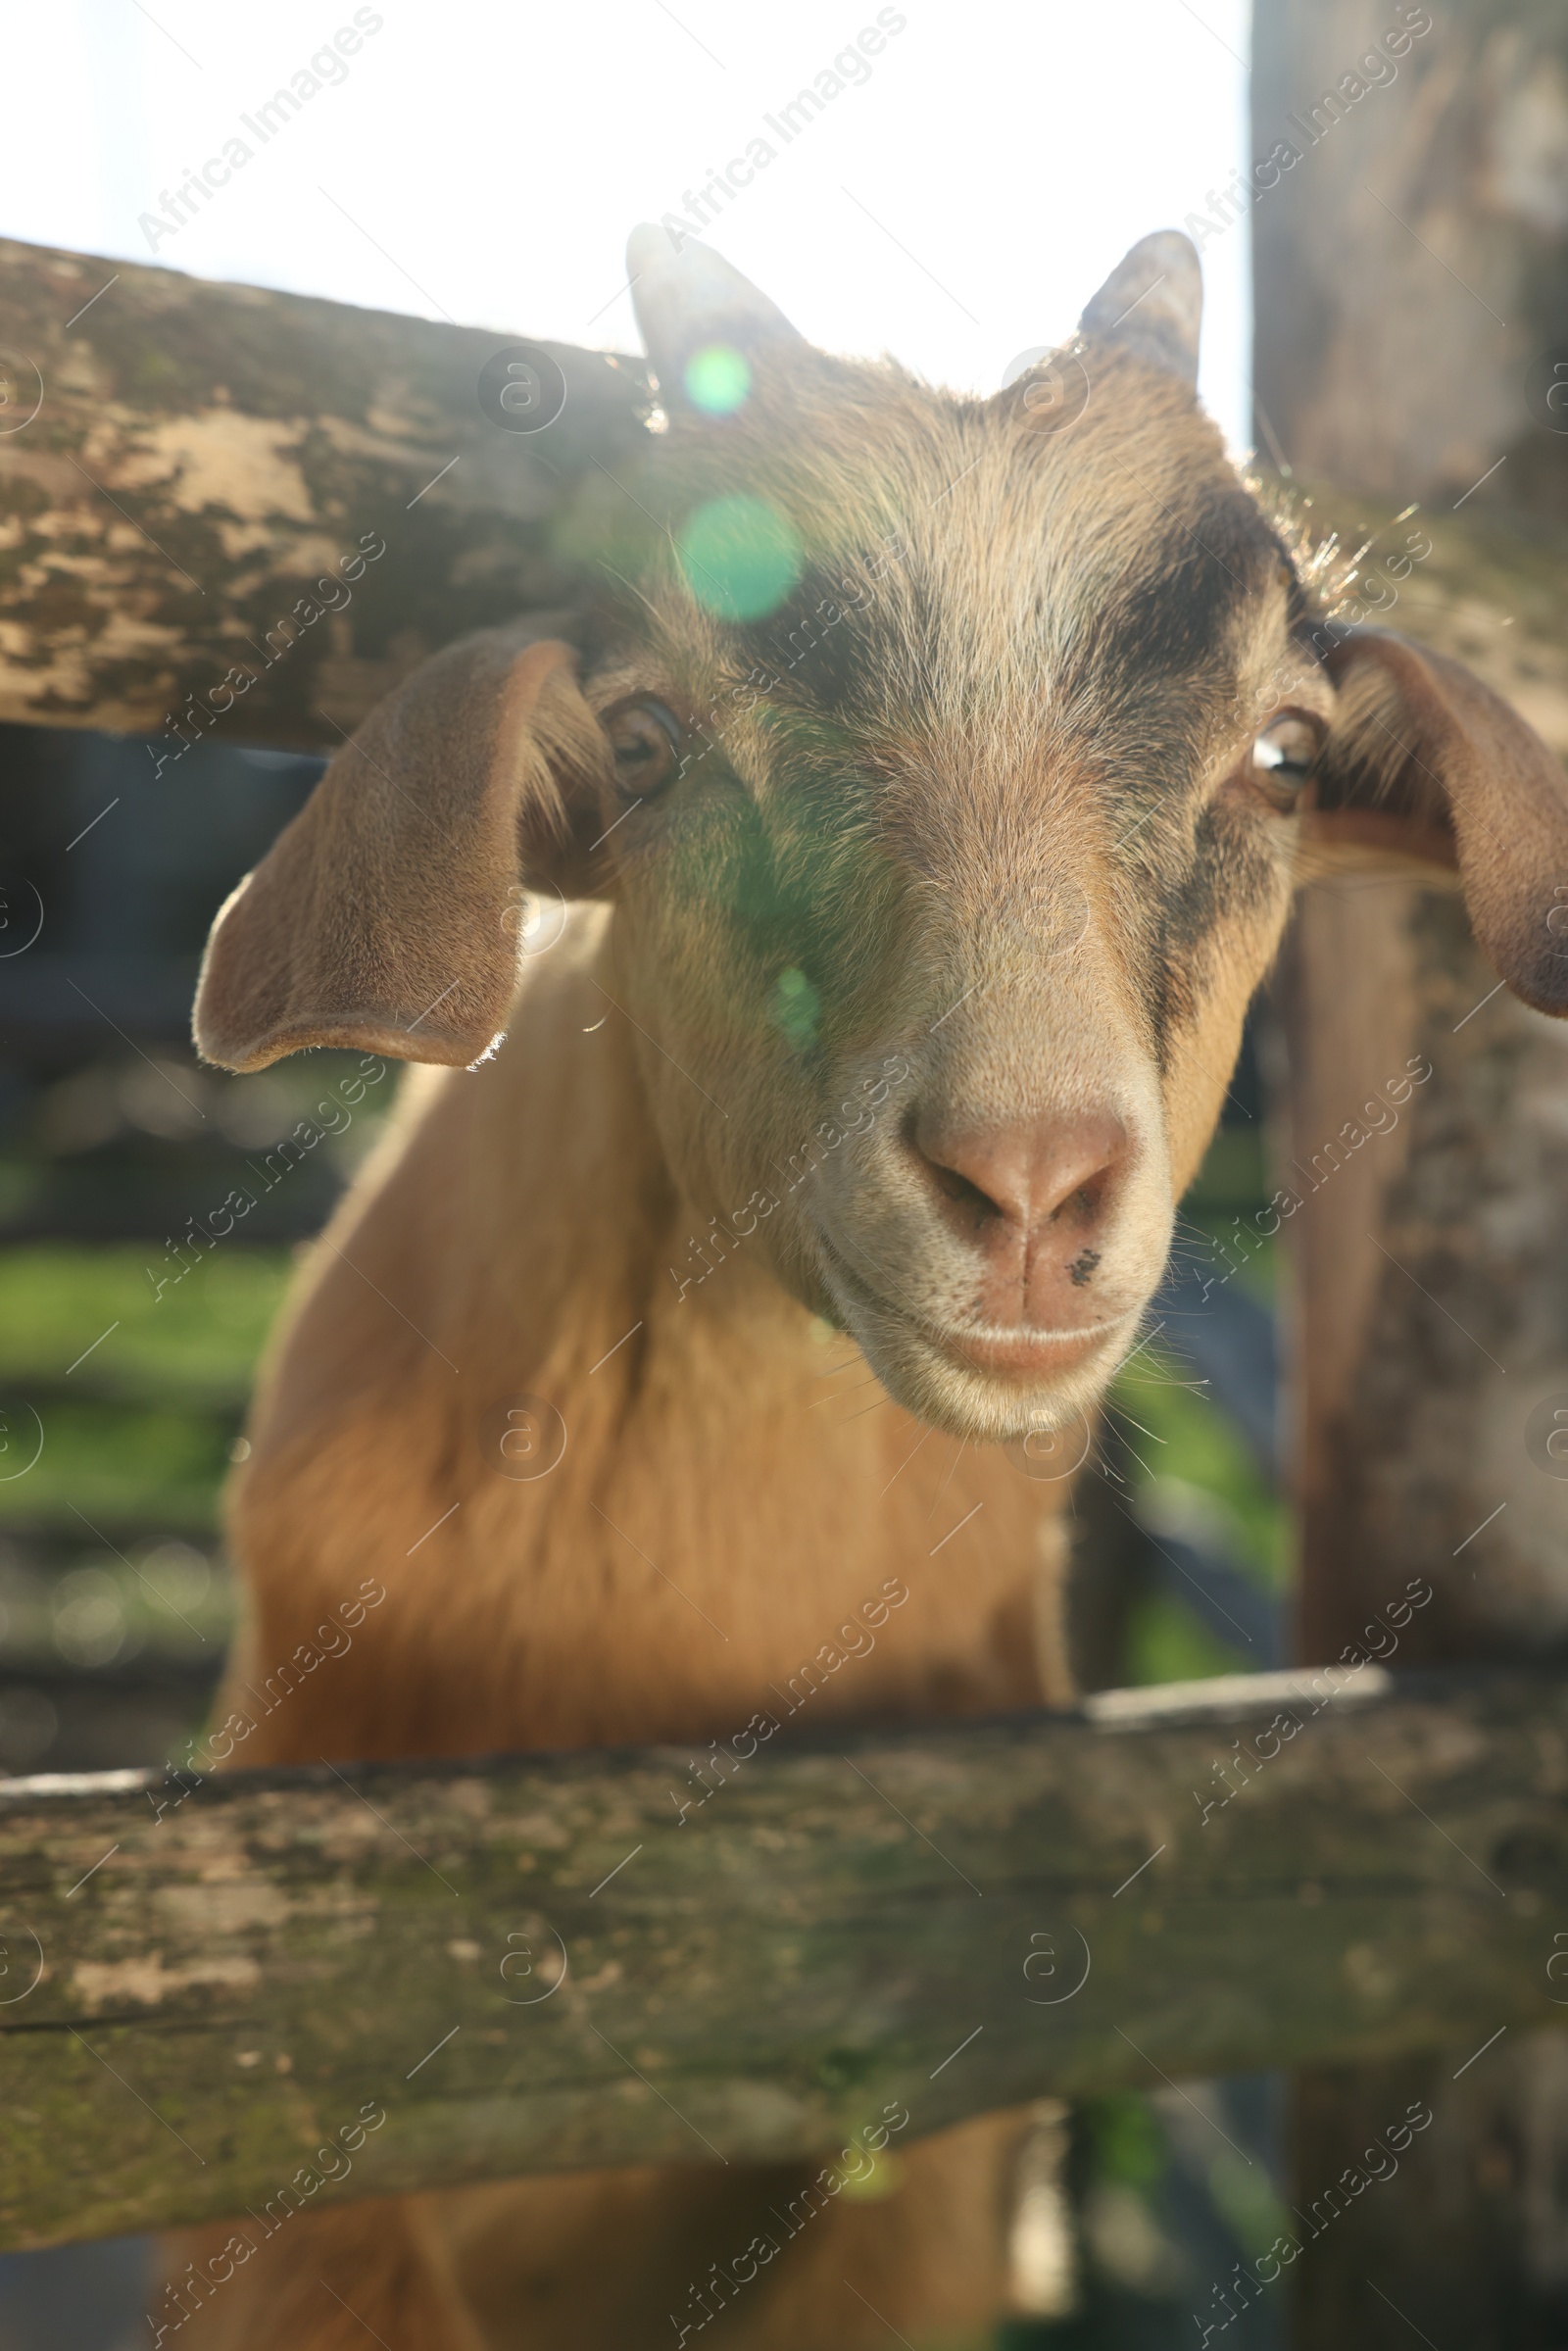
[0,236,652,750]
[2,1666,1566,2251]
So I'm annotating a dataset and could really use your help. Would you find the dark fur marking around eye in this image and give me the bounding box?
[737,558,927,730]
[1089,498,1276,699]
[1139,800,1284,1069]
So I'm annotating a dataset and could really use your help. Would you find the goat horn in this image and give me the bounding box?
[1078,230,1202,388]
[627,223,804,400]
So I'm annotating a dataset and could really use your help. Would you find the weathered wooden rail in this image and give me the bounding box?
[3,1665,1567,2250]
[0,235,649,748]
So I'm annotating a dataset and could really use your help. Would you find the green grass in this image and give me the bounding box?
[0,1396,235,1532]
[0,1244,293,1401]
[0,1244,295,1535]
[1109,1111,1290,1684]
[1124,1592,1250,1687]
[1108,1344,1287,1594]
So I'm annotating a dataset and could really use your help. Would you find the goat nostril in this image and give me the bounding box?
[1053,1174,1107,1228]
[929,1161,1005,1223]
[906,1108,1012,1226]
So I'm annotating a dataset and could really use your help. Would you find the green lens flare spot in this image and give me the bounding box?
[834,2148,905,2203]
[684,344,751,416]
[678,494,803,622]
[771,966,821,1051]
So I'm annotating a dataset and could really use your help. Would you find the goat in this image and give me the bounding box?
[172,224,1568,2348]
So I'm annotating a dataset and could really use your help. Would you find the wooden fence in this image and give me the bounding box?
[2,1665,1566,2251]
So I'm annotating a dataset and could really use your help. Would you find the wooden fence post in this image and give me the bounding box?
[1252,0,1568,2337]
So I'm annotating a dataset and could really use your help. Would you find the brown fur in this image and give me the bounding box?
[174,230,1568,2347]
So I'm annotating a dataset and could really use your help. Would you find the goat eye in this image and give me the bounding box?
[604,698,684,799]
[1249,713,1321,806]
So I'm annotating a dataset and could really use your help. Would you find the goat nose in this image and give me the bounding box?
[909,1105,1130,1320]
[913,1107,1127,1233]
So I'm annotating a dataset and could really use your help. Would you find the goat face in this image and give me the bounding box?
[569,233,1321,1440]
[195,231,1568,1447]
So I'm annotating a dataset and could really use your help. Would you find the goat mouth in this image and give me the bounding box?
[812,1230,1132,1382]
[931,1319,1134,1376]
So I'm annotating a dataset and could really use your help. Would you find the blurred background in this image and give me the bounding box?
[3,0,1566,2341]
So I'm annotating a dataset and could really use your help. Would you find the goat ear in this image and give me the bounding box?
[627,223,804,408]
[1078,230,1201,388]
[193,629,608,1073]
[1305,626,1568,1017]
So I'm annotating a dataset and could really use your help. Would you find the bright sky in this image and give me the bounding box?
[3,0,1251,446]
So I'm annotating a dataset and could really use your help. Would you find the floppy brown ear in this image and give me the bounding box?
[193,628,608,1073]
[1303,626,1568,1018]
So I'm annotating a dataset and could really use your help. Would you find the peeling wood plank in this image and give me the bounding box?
[0,237,652,748]
[1,1667,1566,2250]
